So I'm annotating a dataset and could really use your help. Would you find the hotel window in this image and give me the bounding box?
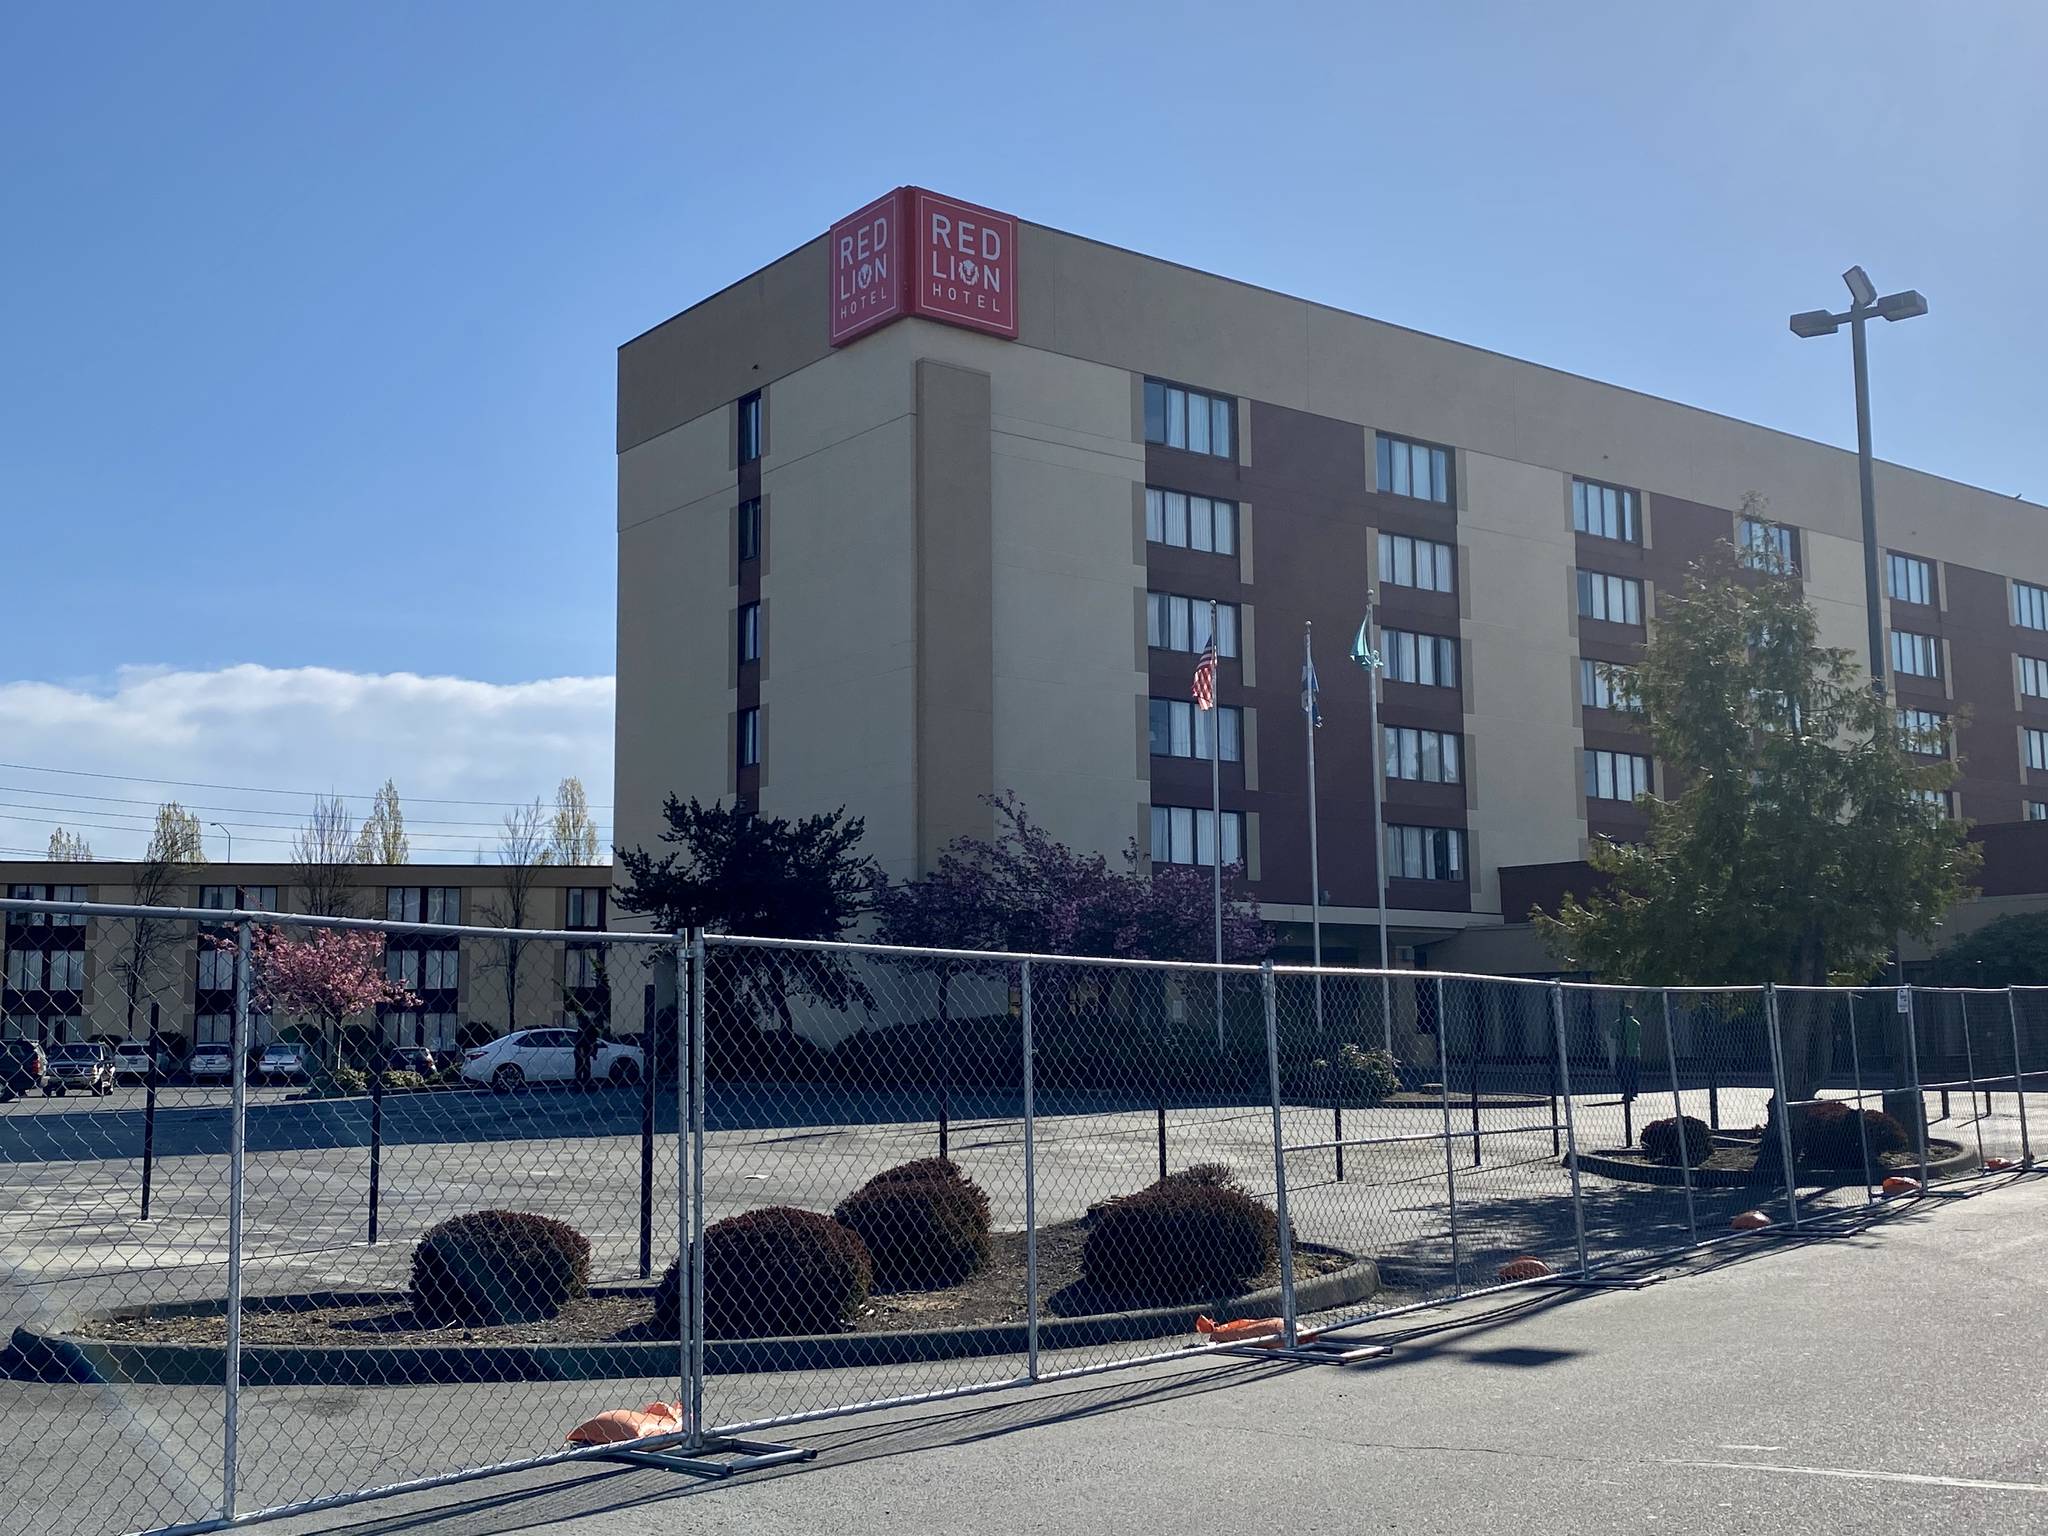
[2028,802,2048,822]
[1384,824,1465,881]
[1375,432,1451,504]
[1891,630,1940,679]
[738,601,761,664]
[1378,532,1455,593]
[737,392,763,464]
[1739,516,1797,572]
[1143,379,1234,458]
[1572,478,1638,543]
[1888,553,1933,605]
[738,498,761,563]
[2020,656,2048,699]
[1584,750,1654,802]
[1580,658,1641,713]
[738,707,760,768]
[2015,581,2048,632]
[1149,805,1244,868]
[1148,699,1241,762]
[1896,709,1949,756]
[1381,629,1458,688]
[565,888,606,930]
[1916,789,1954,817]
[383,887,460,925]
[2027,728,2048,773]
[1384,726,1461,784]
[1144,488,1238,555]
[566,946,605,989]
[1146,593,1239,657]
[1577,571,1644,626]
[4,883,87,927]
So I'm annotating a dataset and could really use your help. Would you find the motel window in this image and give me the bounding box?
[2027,803,2048,822]
[1896,709,1949,757]
[1891,630,1941,680]
[1739,516,1797,572]
[737,392,763,464]
[566,888,606,930]
[1572,478,1638,543]
[1916,789,1954,818]
[2020,656,2048,699]
[1144,488,1237,555]
[1888,553,1933,605]
[738,707,760,769]
[1375,433,1452,504]
[1146,593,1239,657]
[738,498,761,563]
[1383,726,1461,784]
[739,601,761,665]
[2015,581,2048,632]
[1148,699,1241,762]
[1384,824,1464,881]
[1149,805,1244,868]
[1577,571,1644,626]
[1378,533,1455,594]
[1143,379,1234,459]
[1580,658,1641,713]
[1584,750,1654,803]
[2028,728,2048,773]
[1381,629,1459,688]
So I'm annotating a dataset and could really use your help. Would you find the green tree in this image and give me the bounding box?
[353,779,410,865]
[1925,912,2048,986]
[150,802,207,864]
[46,827,92,861]
[549,776,603,865]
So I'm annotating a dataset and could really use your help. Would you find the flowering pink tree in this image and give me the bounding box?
[239,927,418,1072]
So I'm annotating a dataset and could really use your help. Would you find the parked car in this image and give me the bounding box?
[461,1028,644,1092]
[45,1042,115,1096]
[381,1046,440,1078]
[0,1040,46,1101]
[113,1042,172,1083]
[186,1044,234,1083]
[256,1042,309,1083]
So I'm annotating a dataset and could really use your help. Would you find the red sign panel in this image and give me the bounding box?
[828,187,1019,347]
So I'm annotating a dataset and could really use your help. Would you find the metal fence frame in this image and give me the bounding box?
[0,897,2038,1536]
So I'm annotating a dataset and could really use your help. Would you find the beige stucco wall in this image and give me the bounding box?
[1457,450,1588,914]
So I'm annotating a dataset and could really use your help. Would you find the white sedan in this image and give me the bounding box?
[460,1028,644,1092]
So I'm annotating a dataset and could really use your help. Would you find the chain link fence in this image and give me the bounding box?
[0,897,2038,1535]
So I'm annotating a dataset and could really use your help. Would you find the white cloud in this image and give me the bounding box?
[0,665,614,862]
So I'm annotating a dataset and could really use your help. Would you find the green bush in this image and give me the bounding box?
[1310,1043,1400,1107]
[378,1070,427,1092]
[328,1066,369,1096]
[412,1210,592,1325]
[1795,1101,1909,1169]
[1641,1115,1712,1167]
[834,1160,991,1291]
[654,1207,873,1338]
[1081,1166,1279,1304]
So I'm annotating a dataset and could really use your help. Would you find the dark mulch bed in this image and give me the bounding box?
[79,1220,1352,1348]
[1594,1142,1928,1177]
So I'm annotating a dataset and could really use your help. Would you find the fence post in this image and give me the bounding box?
[222,918,251,1523]
[1845,990,1874,1203]
[2007,988,2033,1168]
[367,1063,383,1244]
[640,979,656,1279]
[1021,958,1039,1379]
[1261,961,1297,1347]
[1904,987,1931,1189]
[1435,977,1461,1295]
[1659,990,1695,1246]
[1547,1009,1561,1156]
[1467,989,1482,1169]
[1958,993,1987,1168]
[685,931,706,1448]
[1551,982,1589,1277]
[140,1000,159,1221]
[1763,984,1801,1229]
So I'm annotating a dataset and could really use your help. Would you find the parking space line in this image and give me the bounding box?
[1664,1458,2048,1495]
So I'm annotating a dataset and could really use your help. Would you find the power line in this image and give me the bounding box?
[0,812,505,851]
[0,761,612,810]
[0,788,612,835]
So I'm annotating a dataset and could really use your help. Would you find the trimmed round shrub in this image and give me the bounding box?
[834,1161,991,1292]
[1795,1101,1910,1169]
[1641,1114,1712,1167]
[1081,1166,1279,1304]
[654,1207,873,1339]
[378,1070,427,1092]
[412,1210,591,1325]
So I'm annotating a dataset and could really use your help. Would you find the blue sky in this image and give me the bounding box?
[0,1,2042,852]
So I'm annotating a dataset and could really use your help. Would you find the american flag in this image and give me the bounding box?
[1192,635,1218,712]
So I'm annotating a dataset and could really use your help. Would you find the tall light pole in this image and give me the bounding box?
[209,821,233,863]
[1789,266,1928,701]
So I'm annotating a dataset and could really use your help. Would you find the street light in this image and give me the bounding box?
[209,822,233,863]
[1788,265,1929,702]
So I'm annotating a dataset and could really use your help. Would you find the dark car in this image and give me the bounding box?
[381,1046,440,1077]
[47,1042,115,1096]
[0,1040,46,1101]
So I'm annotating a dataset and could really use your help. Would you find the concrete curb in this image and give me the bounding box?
[1568,1137,1977,1188]
[4,1251,1379,1388]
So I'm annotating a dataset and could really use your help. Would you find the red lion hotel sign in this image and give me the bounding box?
[828,187,1019,347]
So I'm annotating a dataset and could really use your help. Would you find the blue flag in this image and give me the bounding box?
[1301,655,1322,727]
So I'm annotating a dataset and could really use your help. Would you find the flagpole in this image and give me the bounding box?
[1209,599,1224,1052]
[1364,591,1393,1053]
[1305,621,1338,1180]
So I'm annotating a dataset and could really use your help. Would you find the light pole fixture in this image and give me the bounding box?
[209,822,233,863]
[1788,265,1929,701]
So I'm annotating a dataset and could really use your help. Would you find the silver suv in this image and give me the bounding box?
[46,1042,115,1097]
